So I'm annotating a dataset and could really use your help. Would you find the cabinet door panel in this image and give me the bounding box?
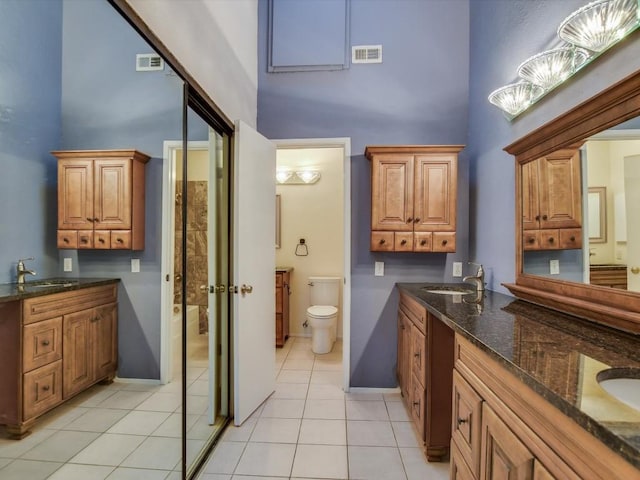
[452,370,483,478]
[94,159,132,229]
[414,155,456,232]
[371,155,414,231]
[481,404,534,480]
[58,160,94,230]
[23,317,63,373]
[538,150,581,229]
[63,310,93,398]
[451,441,476,480]
[93,303,117,380]
[23,360,63,420]
[522,160,540,231]
[411,324,426,381]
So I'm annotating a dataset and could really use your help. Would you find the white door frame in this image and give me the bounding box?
[160,140,210,384]
[272,137,352,392]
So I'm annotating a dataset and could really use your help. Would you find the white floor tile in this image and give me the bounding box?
[61,408,129,432]
[387,401,411,421]
[391,421,422,448]
[291,444,348,479]
[0,428,57,459]
[108,410,172,436]
[298,419,346,445]
[310,370,342,386]
[346,391,384,401]
[187,416,220,441]
[20,430,100,462]
[135,392,182,412]
[198,474,232,480]
[307,383,345,399]
[282,357,315,370]
[250,418,301,443]
[231,476,285,480]
[384,392,403,402]
[276,370,311,384]
[70,433,146,466]
[105,467,171,480]
[272,382,308,399]
[313,357,342,371]
[260,398,305,419]
[185,394,210,415]
[120,436,182,470]
[67,387,118,408]
[37,405,90,430]
[0,459,62,480]
[47,463,114,480]
[187,379,210,396]
[346,400,390,420]
[234,442,296,477]
[202,441,245,474]
[347,420,397,447]
[0,458,11,469]
[285,349,316,361]
[303,399,346,419]
[348,445,407,480]
[151,413,198,438]
[220,417,257,443]
[400,447,449,480]
[97,390,153,410]
[116,382,161,393]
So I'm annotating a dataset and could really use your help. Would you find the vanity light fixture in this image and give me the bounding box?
[275,169,321,185]
[488,0,640,119]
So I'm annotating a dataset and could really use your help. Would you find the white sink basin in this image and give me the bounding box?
[425,289,474,295]
[421,285,475,295]
[597,369,640,412]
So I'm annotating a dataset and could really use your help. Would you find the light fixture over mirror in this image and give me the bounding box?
[276,168,321,185]
[489,0,640,120]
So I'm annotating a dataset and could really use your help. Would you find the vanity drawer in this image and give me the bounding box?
[414,232,432,251]
[399,292,426,334]
[371,231,394,251]
[111,230,131,249]
[559,229,582,249]
[78,230,94,248]
[410,373,426,439]
[94,231,111,249]
[433,232,456,252]
[538,229,559,250]
[411,324,426,381]
[523,231,539,250]
[57,230,78,249]
[23,317,63,372]
[451,370,482,478]
[395,232,414,251]
[23,360,63,420]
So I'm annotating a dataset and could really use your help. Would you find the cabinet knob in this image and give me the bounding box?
[570,236,575,242]
[41,340,50,346]
[81,238,88,244]
[535,215,540,221]
[548,237,554,243]
[413,400,420,407]
[442,240,448,245]
[400,239,407,245]
[379,239,386,245]
[420,240,427,246]
[631,267,640,275]
[528,238,535,244]
[407,217,413,223]
[414,351,421,360]
[414,218,420,223]
[457,417,469,426]
[116,238,123,243]
[63,238,69,243]
[86,217,94,222]
[542,215,548,220]
[42,385,50,392]
[98,238,105,243]
[94,217,99,222]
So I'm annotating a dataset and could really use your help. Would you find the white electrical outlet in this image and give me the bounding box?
[131,258,140,273]
[63,258,72,272]
[549,259,560,275]
[453,262,463,277]
[374,261,384,276]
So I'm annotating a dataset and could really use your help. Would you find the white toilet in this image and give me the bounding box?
[306,276,340,354]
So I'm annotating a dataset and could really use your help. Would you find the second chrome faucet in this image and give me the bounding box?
[463,262,485,291]
[17,257,36,284]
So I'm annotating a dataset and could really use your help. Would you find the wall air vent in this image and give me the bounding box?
[136,53,164,72]
[351,45,382,64]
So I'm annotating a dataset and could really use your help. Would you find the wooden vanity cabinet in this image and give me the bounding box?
[54,149,150,250]
[522,147,582,251]
[451,334,639,480]
[366,145,462,252]
[275,270,290,347]
[397,292,454,461]
[0,284,118,438]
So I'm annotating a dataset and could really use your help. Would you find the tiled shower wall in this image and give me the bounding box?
[174,180,209,335]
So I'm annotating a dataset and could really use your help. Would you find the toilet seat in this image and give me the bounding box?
[307,305,338,318]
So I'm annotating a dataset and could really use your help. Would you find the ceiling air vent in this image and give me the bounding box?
[136,53,164,72]
[351,45,382,64]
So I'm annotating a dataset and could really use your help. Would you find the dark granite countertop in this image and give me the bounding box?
[397,283,640,470]
[0,278,120,303]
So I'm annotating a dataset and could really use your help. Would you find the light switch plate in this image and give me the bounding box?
[63,258,72,272]
[374,261,384,276]
[453,262,463,277]
[131,258,140,273]
[549,259,560,275]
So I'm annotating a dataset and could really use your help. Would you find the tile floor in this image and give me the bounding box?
[197,336,450,480]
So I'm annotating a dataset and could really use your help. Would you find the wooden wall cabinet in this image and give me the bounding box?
[397,292,454,461]
[589,265,628,289]
[451,334,639,480]
[366,146,462,252]
[275,270,291,347]
[54,149,150,250]
[0,284,118,438]
[522,148,582,251]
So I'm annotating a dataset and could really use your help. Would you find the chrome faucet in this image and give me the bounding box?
[17,257,36,284]
[463,262,484,292]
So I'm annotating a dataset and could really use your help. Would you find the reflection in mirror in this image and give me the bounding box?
[522,116,640,294]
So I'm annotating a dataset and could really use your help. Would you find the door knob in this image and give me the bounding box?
[241,284,253,296]
[631,267,640,275]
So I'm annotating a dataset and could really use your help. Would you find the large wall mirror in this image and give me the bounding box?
[505,69,640,333]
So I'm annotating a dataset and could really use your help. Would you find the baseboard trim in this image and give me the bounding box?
[348,386,401,394]
[114,376,162,385]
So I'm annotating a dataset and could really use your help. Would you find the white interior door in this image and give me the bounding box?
[233,120,276,425]
[624,154,640,292]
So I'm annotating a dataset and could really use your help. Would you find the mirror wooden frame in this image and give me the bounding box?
[504,68,640,334]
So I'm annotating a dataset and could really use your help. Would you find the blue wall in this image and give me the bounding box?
[0,0,62,283]
[258,0,470,387]
[467,0,640,294]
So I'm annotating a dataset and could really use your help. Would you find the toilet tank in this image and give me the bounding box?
[309,276,341,307]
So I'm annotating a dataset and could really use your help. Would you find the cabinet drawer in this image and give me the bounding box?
[523,231,539,250]
[275,273,283,288]
[78,230,94,248]
[275,286,283,314]
[433,232,456,252]
[451,441,476,480]
[395,232,413,251]
[57,230,78,249]
[559,229,582,249]
[94,231,111,249]
[399,292,426,334]
[23,284,118,325]
[23,360,63,420]
[538,229,559,250]
[410,373,425,439]
[23,317,63,372]
[452,370,482,478]
[111,230,131,249]
[411,325,426,381]
[371,231,394,251]
[414,232,432,252]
